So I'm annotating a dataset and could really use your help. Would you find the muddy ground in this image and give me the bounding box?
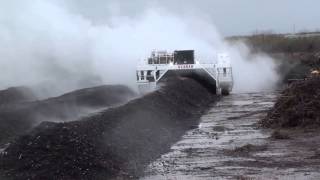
[142,92,320,179]
[0,78,217,180]
[141,77,320,179]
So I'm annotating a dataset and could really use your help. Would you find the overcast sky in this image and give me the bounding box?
[55,0,320,36]
[0,0,290,91]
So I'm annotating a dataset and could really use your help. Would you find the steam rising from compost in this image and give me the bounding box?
[0,0,279,96]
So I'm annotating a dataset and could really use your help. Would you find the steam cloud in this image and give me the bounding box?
[0,0,279,96]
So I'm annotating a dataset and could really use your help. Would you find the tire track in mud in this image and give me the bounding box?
[142,92,320,179]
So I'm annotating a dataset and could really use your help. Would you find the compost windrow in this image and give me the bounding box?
[261,77,320,128]
[0,85,135,145]
[0,78,217,180]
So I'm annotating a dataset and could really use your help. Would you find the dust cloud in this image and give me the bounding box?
[0,0,279,97]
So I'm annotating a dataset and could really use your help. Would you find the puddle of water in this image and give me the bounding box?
[231,100,254,106]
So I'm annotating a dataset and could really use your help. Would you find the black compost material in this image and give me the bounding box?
[0,87,36,107]
[0,78,217,180]
[0,85,135,145]
[261,77,320,128]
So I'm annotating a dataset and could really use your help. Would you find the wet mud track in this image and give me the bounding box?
[142,92,320,180]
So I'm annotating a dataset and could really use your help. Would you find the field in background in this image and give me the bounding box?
[227,32,320,82]
[227,31,320,54]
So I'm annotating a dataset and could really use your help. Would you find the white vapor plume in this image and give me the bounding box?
[0,0,279,96]
[227,43,279,92]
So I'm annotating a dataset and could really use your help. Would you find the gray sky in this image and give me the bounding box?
[0,0,288,91]
[57,0,320,36]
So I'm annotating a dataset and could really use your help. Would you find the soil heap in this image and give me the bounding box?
[0,78,216,180]
[0,85,135,145]
[0,87,36,107]
[261,77,320,128]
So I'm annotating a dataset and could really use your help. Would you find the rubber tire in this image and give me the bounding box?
[221,89,230,96]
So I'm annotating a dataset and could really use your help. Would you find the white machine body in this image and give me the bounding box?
[136,50,233,95]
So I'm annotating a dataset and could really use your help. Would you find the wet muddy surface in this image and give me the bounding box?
[142,92,320,180]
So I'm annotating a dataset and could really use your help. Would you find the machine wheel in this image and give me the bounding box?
[221,89,230,96]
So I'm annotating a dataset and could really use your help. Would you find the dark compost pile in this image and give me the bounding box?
[0,85,135,145]
[261,77,320,128]
[0,78,216,180]
[0,87,36,107]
